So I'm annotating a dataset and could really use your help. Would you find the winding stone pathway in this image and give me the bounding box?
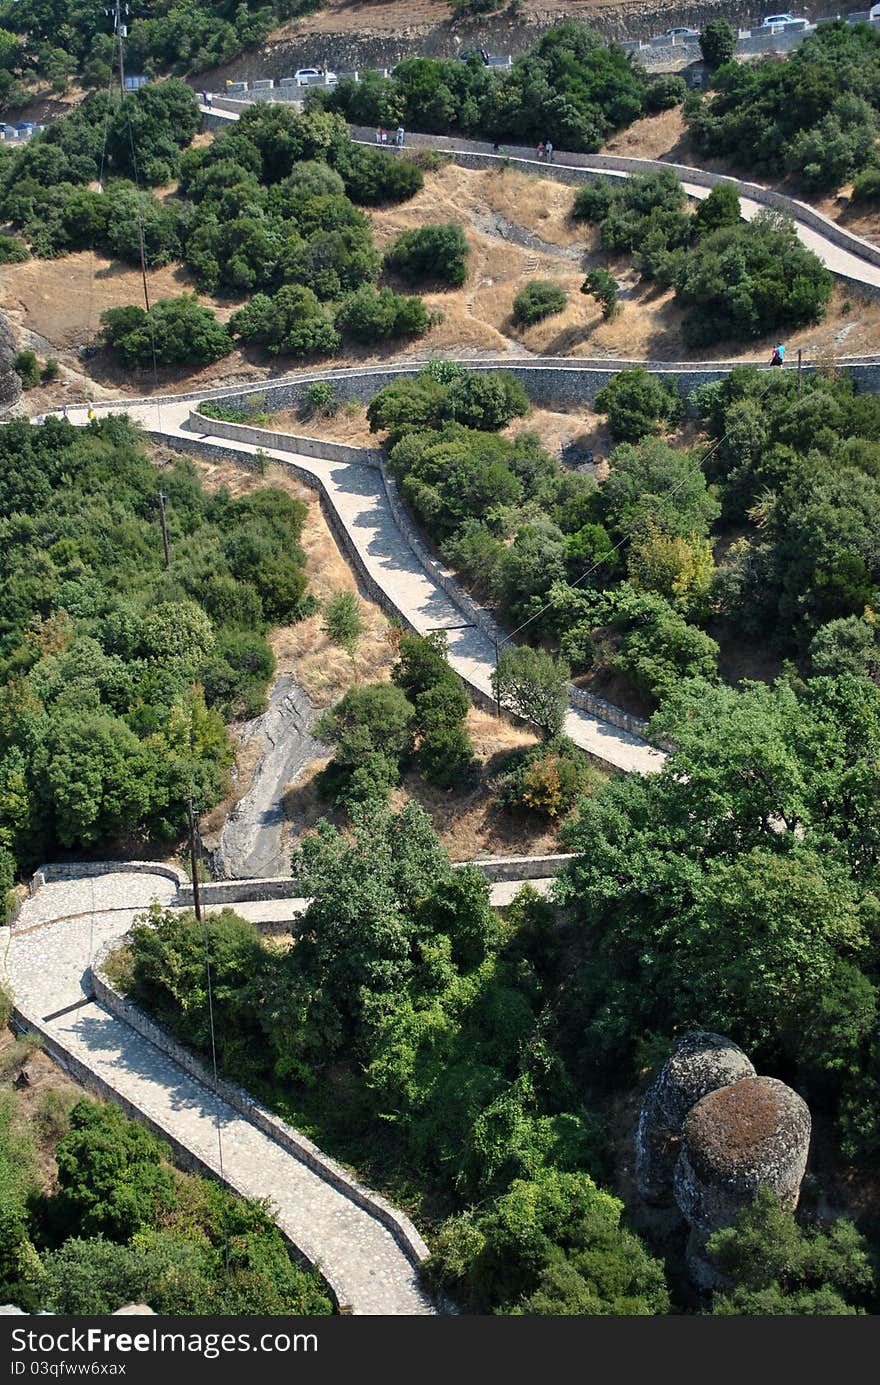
[4,869,435,1315]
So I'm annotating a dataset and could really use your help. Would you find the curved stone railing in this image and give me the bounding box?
[188,409,384,467]
[90,940,431,1276]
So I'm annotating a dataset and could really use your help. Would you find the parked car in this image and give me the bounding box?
[870,2,880,18]
[293,67,337,83]
[663,26,700,38]
[761,12,809,26]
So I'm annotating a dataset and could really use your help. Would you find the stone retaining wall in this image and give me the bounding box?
[10,1003,342,1307]
[176,852,575,908]
[27,860,185,898]
[188,410,383,467]
[90,943,431,1276]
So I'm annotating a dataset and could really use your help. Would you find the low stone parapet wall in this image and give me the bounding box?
[176,852,575,908]
[90,942,431,1278]
[188,409,383,466]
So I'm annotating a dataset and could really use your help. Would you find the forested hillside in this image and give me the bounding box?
[0,415,309,907]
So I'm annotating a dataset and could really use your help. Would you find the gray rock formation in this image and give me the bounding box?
[636,1031,756,1205]
[0,312,20,417]
[675,1075,811,1288]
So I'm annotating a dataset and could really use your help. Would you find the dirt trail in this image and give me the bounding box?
[214,676,328,880]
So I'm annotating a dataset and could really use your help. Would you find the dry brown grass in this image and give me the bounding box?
[270,402,376,448]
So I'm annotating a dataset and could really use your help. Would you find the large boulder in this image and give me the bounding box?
[636,1031,756,1205]
[0,312,20,416]
[674,1075,811,1288]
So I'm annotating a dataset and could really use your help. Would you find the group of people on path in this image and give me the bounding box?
[375,126,405,147]
[535,140,554,161]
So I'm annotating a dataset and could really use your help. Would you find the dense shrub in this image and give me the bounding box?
[336,285,431,343]
[512,279,567,327]
[646,75,687,113]
[675,211,833,346]
[101,295,233,368]
[699,18,737,70]
[594,367,684,442]
[384,221,470,287]
[230,286,341,358]
[495,737,594,819]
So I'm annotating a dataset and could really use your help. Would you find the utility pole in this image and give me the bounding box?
[797,347,803,394]
[187,797,203,922]
[157,491,171,569]
[494,632,502,719]
[106,0,129,100]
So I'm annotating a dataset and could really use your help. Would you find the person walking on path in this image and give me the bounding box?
[375,127,382,143]
[87,406,95,422]
[396,126,405,148]
[492,140,501,154]
[545,140,553,161]
[771,343,787,366]
[537,141,545,159]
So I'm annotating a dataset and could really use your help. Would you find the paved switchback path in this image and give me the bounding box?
[65,396,664,776]
[6,870,434,1315]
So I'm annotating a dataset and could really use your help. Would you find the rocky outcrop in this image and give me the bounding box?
[636,1034,811,1289]
[676,1076,811,1288]
[0,311,21,417]
[636,1031,756,1206]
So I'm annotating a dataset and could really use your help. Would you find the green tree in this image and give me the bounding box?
[580,268,618,320]
[709,1187,875,1314]
[52,1100,177,1242]
[493,645,569,741]
[512,280,567,327]
[384,221,469,287]
[322,590,363,663]
[692,183,741,236]
[101,295,233,368]
[594,367,684,443]
[425,1168,669,1314]
[699,18,737,71]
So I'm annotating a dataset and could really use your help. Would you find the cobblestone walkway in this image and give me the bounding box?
[5,870,435,1316]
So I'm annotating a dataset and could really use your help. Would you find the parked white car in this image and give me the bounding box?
[761,12,809,26]
[664,26,700,38]
[870,2,880,18]
[293,67,337,83]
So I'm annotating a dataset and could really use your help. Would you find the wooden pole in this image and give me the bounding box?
[188,798,202,923]
[797,348,803,393]
[158,491,171,569]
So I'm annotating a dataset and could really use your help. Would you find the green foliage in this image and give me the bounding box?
[709,1187,875,1314]
[336,284,430,343]
[851,165,880,203]
[0,2,286,83]
[0,418,305,874]
[101,294,233,368]
[645,75,687,113]
[557,674,880,1099]
[51,1100,177,1242]
[0,235,27,263]
[315,683,415,809]
[230,285,340,358]
[675,211,833,345]
[594,367,684,443]
[493,645,569,741]
[810,614,880,682]
[13,350,40,390]
[305,380,336,416]
[322,590,363,661]
[580,268,618,320]
[325,24,647,151]
[691,183,741,236]
[391,632,476,786]
[425,1169,669,1314]
[384,221,469,287]
[495,737,594,819]
[687,24,880,192]
[699,18,737,70]
[512,279,567,327]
